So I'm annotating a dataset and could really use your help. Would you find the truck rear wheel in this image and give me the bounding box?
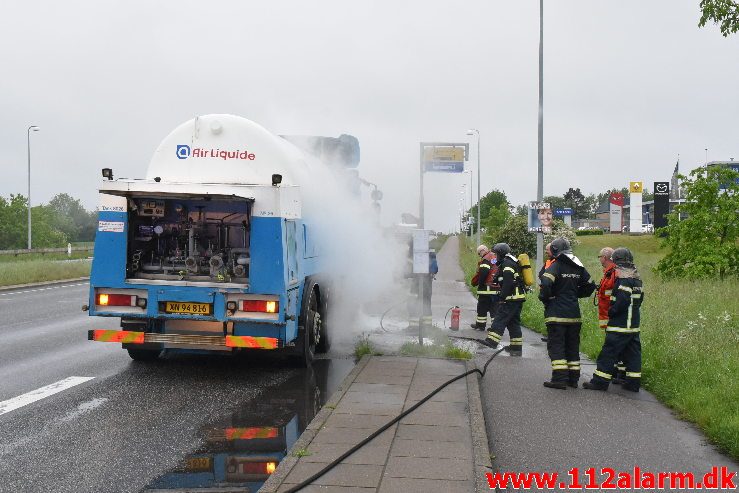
[127,348,161,361]
[316,293,330,354]
[296,287,321,366]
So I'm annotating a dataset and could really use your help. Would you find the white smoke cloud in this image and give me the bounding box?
[297,151,408,347]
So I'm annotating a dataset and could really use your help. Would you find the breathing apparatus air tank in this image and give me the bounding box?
[518,253,534,287]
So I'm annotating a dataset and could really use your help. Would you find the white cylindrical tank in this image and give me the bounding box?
[146,114,315,186]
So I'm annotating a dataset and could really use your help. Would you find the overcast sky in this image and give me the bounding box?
[1,0,737,232]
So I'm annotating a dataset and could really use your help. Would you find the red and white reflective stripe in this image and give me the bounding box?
[225,335,279,349]
[90,329,145,344]
[225,427,279,440]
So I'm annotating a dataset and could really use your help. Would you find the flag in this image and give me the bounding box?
[671,157,680,200]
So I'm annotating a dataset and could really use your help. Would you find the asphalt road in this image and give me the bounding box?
[0,282,353,493]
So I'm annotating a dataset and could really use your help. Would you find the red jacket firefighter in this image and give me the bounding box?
[596,247,617,329]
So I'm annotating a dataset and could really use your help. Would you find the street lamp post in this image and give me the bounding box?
[466,129,481,246]
[27,125,40,250]
[535,0,545,275]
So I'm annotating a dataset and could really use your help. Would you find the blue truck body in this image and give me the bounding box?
[86,115,355,364]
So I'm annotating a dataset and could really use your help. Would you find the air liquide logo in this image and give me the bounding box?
[175,144,256,161]
[176,145,191,160]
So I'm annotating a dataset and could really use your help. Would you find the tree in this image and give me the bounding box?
[541,195,567,211]
[655,166,739,279]
[699,0,739,37]
[493,215,578,259]
[468,189,510,236]
[0,195,29,249]
[563,187,588,219]
[0,194,69,249]
[47,193,97,242]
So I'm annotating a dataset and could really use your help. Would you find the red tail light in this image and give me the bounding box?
[241,461,277,475]
[241,300,279,313]
[97,293,137,307]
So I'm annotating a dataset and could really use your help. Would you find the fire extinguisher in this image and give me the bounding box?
[450,306,460,331]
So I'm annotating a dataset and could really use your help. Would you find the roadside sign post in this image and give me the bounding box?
[412,229,430,346]
[653,181,670,229]
[418,142,469,230]
[629,181,644,233]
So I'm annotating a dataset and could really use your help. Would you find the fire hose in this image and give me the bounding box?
[281,346,506,493]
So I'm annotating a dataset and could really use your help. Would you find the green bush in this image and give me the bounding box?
[575,229,604,236]
[655,166,739,280]
[489,215,578,258]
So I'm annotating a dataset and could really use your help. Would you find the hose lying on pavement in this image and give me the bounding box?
[282,346,506,493]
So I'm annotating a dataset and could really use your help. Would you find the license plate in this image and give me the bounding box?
[164,301,211,315]
[185,457,213,472]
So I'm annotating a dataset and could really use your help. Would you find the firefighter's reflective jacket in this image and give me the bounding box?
[497,254,526,301]
[539,253,596,324]
[476,252,500,295]
[606,277,644,332]
[596,263,617,328]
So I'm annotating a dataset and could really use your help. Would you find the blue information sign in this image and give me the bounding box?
[554,208,573,216]
[423,161,464,173]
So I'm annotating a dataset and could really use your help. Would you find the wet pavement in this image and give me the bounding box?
[143,359,353,492]
[260,355,492,492]
[0,281,355,493]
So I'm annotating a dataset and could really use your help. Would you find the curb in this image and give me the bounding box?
[467,359,494,492]
[259,355,372,493]
[0,277,90,292]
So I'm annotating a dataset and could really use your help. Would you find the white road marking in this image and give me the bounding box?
[0,376,95,416]
[0,283,88,297]
[60,397,108,422]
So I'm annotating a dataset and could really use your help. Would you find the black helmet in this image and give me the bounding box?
[550,237,572,257]
[611,247,634,267]
[492,243,511,257]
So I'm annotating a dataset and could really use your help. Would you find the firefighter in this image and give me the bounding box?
[538,242,555,279]
[584,248,644,392]
[539,238,596,389]
[481,243,526,354]
[596,247,616,329]
[470,245,500,330]
[538,242,555,343]
[595,246,625,383]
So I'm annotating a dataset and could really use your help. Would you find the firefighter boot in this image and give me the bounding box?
[482,330,502,349]
[503,337,523,356]
[479,338,498,349]
[543,381,567,390]
[582,380,609,391]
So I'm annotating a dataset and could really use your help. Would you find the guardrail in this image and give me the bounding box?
[0,246,94,256]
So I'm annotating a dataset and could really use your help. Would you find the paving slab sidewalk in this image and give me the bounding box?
[260,355,493,492]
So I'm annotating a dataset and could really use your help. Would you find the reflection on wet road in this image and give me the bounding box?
[143,359,353,492]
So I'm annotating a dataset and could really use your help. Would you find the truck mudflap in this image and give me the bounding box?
[88,330,281,349]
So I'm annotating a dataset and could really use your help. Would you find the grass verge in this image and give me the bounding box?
[460,233,739,461]
[399,341,473,360]
[398,324,473,360]
[0,258,91,287]
[353,333,382,359]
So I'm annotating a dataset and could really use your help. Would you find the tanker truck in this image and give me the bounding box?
[86,114,361,366]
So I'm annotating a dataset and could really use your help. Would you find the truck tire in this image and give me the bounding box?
[127,348,161,361]
[295,325,315,367]
[296,287,320,366]
[315,290,330,354]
